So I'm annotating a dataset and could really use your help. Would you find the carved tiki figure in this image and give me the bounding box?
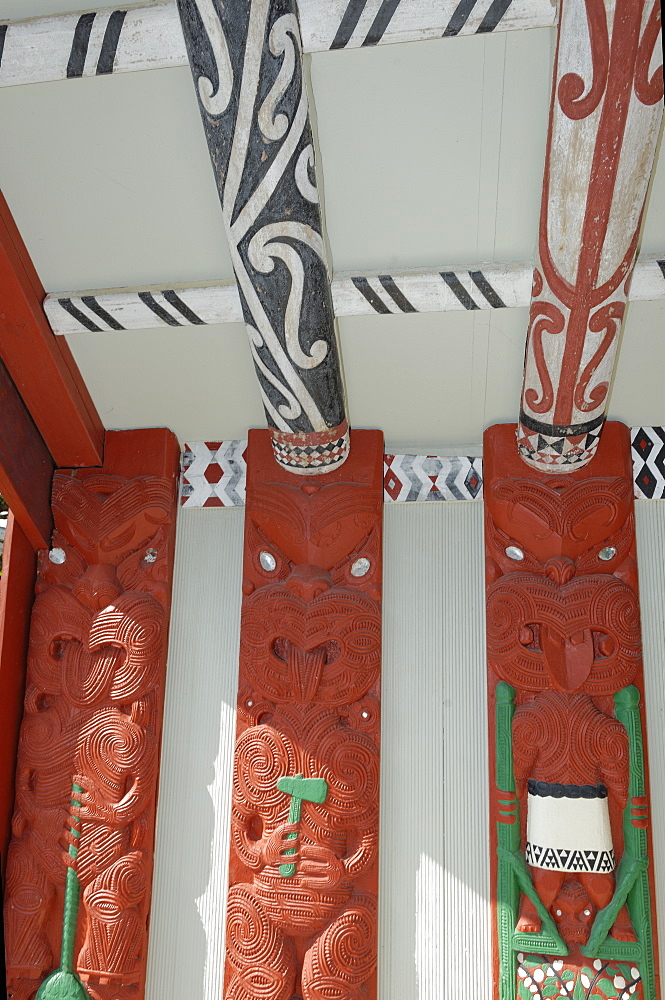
[225,430,383,1000]
[4,458,176,1000]
[485,423,657,1000]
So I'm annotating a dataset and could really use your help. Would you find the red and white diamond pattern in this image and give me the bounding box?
[181,441,247,507]
[383,455,483,502]
[632,428,665,499]
[179,431,664,507]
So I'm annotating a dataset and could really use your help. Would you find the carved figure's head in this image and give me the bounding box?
[551,880,595,946]
[240,482,381,706]
[488,477,632,562]
[487,572,641,694]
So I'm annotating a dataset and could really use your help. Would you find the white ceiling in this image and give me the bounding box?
[0,5,663,452]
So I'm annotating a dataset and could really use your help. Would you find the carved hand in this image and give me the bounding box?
[298,845,345,889]
[262,822,300,866]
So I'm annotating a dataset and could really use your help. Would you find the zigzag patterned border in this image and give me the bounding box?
[632,428,665,500]
[180,442,484,507]
[181,431,665,507]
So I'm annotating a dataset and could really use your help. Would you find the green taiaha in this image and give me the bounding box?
[35,783,90,1000]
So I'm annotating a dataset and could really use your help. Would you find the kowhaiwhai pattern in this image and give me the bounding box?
[177,0,348,471]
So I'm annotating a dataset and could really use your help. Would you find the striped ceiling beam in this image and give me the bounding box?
[44,255,665,335]
[517,0,664,473]
[176,0,349,474]
[0,0,557,89]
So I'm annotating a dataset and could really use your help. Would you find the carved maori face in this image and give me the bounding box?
[51,473,174,565]
[551,880,595,947]
[486,572,641,693]
[241,483,381,707]
[489,477,632,572]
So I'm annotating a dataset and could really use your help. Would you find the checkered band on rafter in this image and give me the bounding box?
[270,429,351,475]
[383,455,483,502]
[517,427,603,470]
[180,440,247,507]
[632,427,665,499]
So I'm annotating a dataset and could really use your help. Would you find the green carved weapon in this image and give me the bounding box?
[35,783,90,1000]
[276,774,328,877]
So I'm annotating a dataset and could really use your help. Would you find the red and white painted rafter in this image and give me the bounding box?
[0,0,557,89]
[44,255,665,335]
[518,0,664,472]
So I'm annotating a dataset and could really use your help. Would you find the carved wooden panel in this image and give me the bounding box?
[4,429,179,1000]
[485,422,660,1000]
[225,428,383,1000]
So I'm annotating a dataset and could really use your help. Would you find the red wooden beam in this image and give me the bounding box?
[0,190,104,468]
[0,515,36,864]
[0,358,54,551]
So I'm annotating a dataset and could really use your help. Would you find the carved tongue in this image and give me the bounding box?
[541,626,594,692]
[286,642,325,702]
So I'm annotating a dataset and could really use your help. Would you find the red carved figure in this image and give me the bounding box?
[225,429,383,1000]
[485,423,657,1000]
[4,431,178,1000]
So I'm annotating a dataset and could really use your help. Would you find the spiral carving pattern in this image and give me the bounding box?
[484,427,651,994]
[305,727,379,829]
[234,725,296,819]
[302,893,377,997]
[226,435,382,999]
[226,885,296,988]
[5,463,175,998]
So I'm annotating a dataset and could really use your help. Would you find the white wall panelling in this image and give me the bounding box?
[146,500,490,999]
[634,502,665,980]
[145,507,243,1000]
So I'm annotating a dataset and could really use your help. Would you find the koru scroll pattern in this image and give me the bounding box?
[225,428,383,1000]
[4,432,178,1000]
[485,422,659,1000]
[177,0,349,474]
[518,0,663,470]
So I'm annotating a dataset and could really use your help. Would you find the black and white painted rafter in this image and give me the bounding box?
[43,254,665,335]
[0,4,186,87]
[0,0,557,88]
[177,0,349,474]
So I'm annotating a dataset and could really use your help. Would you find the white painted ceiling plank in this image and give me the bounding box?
[0,0,558,89]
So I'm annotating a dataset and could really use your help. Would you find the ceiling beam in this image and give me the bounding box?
[517,0,664,472]
[0,191,105,468]
[0,357,54,551]
[0,0,557,89]
[177,0,349,474]
[43,255,665,335]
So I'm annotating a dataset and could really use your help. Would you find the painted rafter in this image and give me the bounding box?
[43,255,665,335]
[0,0,557,89]
[177,0,350,474]
[517,0,664,471]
